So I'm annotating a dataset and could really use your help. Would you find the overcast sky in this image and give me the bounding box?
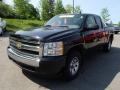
[3,0,120,23]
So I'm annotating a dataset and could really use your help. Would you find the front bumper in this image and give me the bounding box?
[8,47,40,67]
[7,47,66,75]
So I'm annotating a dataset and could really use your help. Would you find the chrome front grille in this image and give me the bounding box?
[10,46,39,57]
[10,39,41,52]
[9,35,43,56]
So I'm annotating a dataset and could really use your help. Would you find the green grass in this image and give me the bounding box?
[6,19,46,32]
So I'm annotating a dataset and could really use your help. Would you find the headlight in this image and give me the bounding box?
[43,42,63,56]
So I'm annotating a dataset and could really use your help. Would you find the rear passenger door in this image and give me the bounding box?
[95,16,106,44]
[83,15,100,48]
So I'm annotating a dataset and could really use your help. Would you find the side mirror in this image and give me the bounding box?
[85,24,99,30]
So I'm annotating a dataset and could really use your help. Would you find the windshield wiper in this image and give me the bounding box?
[55,25,69,28]
[44,25,69,28]
[44,25,52,27]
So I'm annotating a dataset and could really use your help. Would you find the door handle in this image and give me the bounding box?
[93,38,99,42]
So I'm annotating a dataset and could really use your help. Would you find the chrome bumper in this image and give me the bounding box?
[7,47,40,67]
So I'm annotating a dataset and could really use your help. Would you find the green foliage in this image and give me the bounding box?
[101,8,110,23]
[14,0,28,18]
[65,4,73,13]
[65,4,81,14]
[27,4,40,19]
[48,0,55,18]
[41,0,54,21]
[54,0,66,15]
[6,19,45,32]
[0,2,15,18]
[14,0,39,19]
[74,6,81,14]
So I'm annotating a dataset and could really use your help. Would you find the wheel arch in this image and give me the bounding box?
[66,44,85,57]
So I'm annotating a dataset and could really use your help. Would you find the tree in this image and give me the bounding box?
[41,0,54,21]
[65,4,81,14]
[27,4,39,19]
[74,6,81,14]
[14,0,29,19]
[101,8,110,23]
[0,2,15,18]
[54,0,66,15]
[14,0,39,19]
[48,0,54,18]
[65,4,73,13]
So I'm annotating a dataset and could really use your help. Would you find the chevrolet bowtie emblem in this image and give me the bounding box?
[16,42,22,49]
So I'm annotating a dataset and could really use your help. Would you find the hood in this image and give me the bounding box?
[15,27,79,41]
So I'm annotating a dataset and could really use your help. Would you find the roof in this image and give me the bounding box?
[59,13,100,17]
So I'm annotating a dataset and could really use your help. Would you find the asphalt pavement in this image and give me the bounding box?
[0,34,120,90]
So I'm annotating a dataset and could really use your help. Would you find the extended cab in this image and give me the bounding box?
[7,14,114,80]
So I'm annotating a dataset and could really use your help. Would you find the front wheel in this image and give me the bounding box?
[63,51,82,81]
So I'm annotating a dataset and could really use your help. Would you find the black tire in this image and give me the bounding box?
[63,51,82,81]
[115,31,118,34]
[103,40,112,52]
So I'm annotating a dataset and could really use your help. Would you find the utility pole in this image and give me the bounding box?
[73,0,74,13]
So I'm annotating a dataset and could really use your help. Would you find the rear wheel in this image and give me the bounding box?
[63,51,82,81]
[103,40,112,52]
[115,31,118,34]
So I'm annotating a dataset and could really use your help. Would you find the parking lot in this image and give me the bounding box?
[0,34,120,90]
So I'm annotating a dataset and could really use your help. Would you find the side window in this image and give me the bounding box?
[86,16,96,28]
[95,16,103,29]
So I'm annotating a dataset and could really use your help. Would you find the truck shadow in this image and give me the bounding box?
[23,47,120,90]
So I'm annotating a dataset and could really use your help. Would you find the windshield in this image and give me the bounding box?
[45,14,84,29]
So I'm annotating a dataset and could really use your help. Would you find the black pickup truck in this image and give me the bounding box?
[7,14,114,80]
